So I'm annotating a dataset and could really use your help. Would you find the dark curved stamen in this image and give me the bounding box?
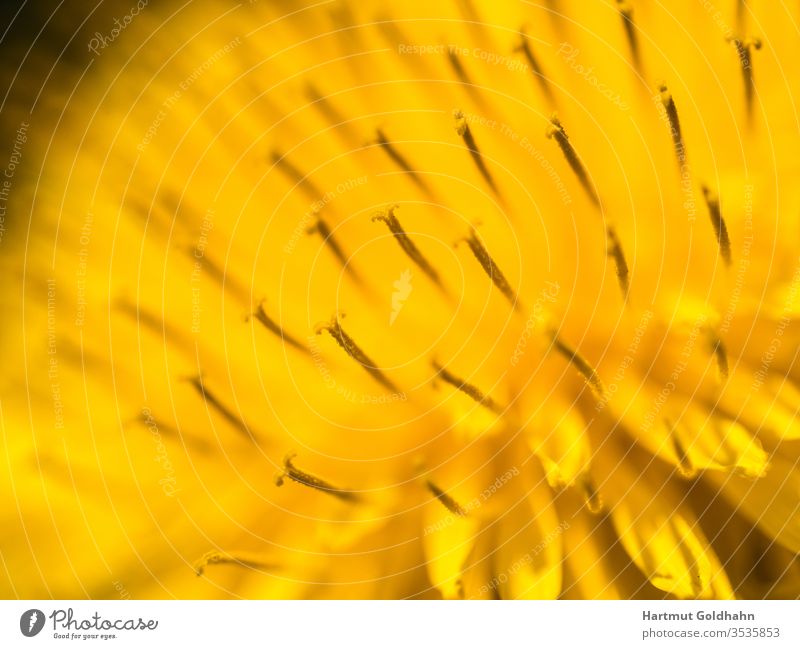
[456,0,479,20]
[461,229,519,310]
[616,1,642,73]
[432,360,503,414]
[701,185,732,266]
[374,128,432,195]
[515,32,555,103]
[305,83,345,124]
[372,205,441,286]
[271,150,325,202]
[606,226,630,299]
[189,249,250,304]
[657,84,687,169]
[136,409,213,455]
[447,49,486,108]
[188,375,259,442]
[728,36,761,122]
[454,109,500,195]
[274,453,359,502]
[375,15,408,49]
[194,551,275,576]
[551,335,606,399]
[316,315,399,392]
[308,215,363,283]
[305,83,357,144]
[249,301,307,353]
[426,479,468,516]
[117,299,185,344]
[547,115,599,207]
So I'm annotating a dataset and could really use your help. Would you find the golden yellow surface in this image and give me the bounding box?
[1,0,799,598]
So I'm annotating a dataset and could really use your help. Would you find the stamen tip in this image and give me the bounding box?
[305,216,321,235]
[581,476,604,514]
[453,109,467,136]
[546,113,561,138]
[314,313,344,335]
[371,203,400,224]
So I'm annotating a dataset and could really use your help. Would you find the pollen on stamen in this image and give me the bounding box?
[459,228,520,310]
[372,204,442,287]
[432,360,503,414]
[551,334,606,400]
[546,114,600,207]
[453,109,500,196]
[315,313,400,393]
[426,480,468,517]
[374,128,432,195]
[193,550,275,577]
[274,452,359,502]
[701,185,732,267]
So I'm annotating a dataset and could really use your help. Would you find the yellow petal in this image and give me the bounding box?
[593,444,731,598]
[422,503,481,599]
[715,367,800,440]
[608,369,768,477]
[709,452,800,554]
[675,408,769,478]
[493,466,562,599]
[526,398,591,489]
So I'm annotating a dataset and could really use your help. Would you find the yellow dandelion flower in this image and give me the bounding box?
[2,0,800,600]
